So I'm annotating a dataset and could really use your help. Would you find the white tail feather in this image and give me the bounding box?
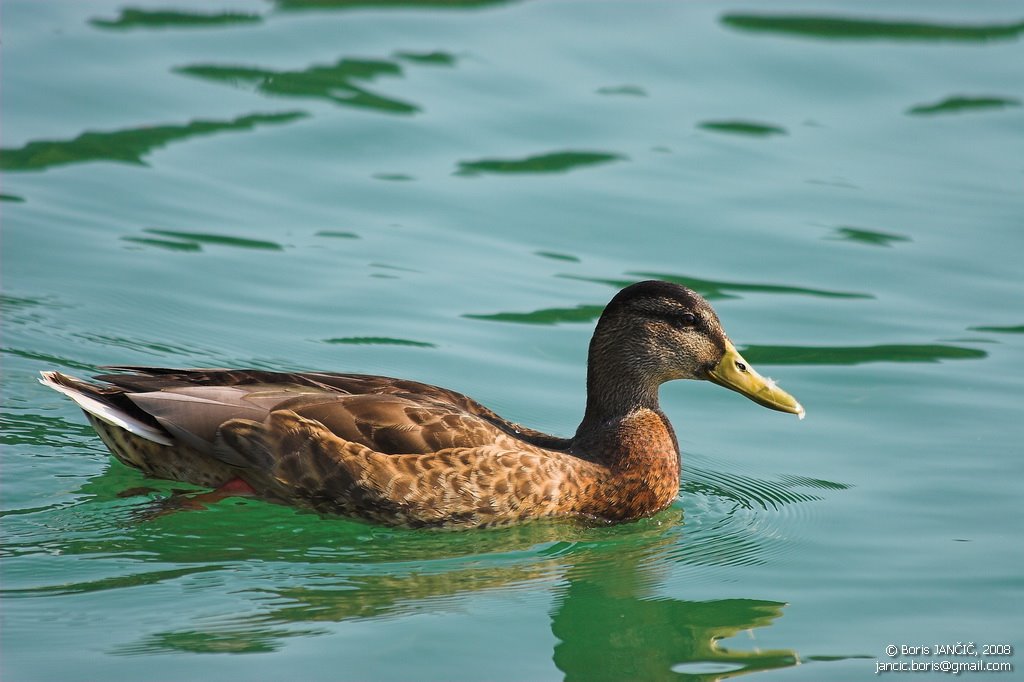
[38,371,174,446]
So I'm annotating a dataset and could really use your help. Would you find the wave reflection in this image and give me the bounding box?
[123,228,284,252]
[564,272,871,301]
[175,54,440,114]
[721,14,1024,43]
[828,226,911,247]
[90,8,262,30]
[907,95,1021,116]
[1,112,306,172]
[742,343,987,365]
[466,272,870,325]
[698,120,787,137]
[456,150,625,176]
[271,0,517,11]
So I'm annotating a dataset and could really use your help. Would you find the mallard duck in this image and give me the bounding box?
[40,280,803,528]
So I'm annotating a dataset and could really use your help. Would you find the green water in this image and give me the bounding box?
[2,1,1022,680]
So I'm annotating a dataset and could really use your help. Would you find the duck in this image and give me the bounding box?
[40,280,804,529]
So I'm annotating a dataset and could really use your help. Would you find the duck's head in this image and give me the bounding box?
[589,280,804,418]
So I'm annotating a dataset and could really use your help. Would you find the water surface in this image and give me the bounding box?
[3,1,1022,680]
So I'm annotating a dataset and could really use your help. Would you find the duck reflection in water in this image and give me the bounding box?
[91,508,799,678]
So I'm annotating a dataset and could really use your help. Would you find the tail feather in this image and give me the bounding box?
[39,371,174,446]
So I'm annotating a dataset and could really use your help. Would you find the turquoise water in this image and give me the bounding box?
[3,1,1023,679]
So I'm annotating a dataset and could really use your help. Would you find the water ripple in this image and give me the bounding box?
[721,13,1024,42]
[315,230,361,239]
[456,151,625,176]
[564,272,872,300]
[534,250,581,263]
[1,347,100,372]
[742,343,987,365]
[595,85,647,97]
[908,95,1021,116]
[466,271,870,325]
[126,228,284,252]
[394,50,457,66]
[698,120,787,137]
[828,226,911,247]
[1,565,226,599]
[0,412,98,449]
[0,112,306,172]
[968,324,1024,334]
[323,336,436,348]
[114,624,324,656]
[90,9,262,30]
[271,0,516,11]
[464,304,604,325]
[175,56,428,115]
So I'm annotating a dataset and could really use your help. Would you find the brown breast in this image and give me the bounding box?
[573,408,682,521]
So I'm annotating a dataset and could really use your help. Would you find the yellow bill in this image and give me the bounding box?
[707,341,805,419]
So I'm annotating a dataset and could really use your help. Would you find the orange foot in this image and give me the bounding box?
[132,478,256,520]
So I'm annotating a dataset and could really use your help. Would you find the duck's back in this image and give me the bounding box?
[98,367,569,450]
[42,368,570,482]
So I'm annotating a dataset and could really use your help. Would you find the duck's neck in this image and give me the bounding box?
[579,361,661,433]
[571,332,681,519]
[574,338,679,468]
[574,366,681,520]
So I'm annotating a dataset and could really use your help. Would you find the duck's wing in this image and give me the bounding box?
[100,367,572,451]
[211,409,599,528]
[279,392,537,455]
[304,372,573,450]
[93,369,547,456]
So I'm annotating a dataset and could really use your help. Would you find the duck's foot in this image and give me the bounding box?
[131,477,256,521]
[116,486,159,498]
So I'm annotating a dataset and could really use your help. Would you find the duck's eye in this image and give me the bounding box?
[672,313,696,328]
